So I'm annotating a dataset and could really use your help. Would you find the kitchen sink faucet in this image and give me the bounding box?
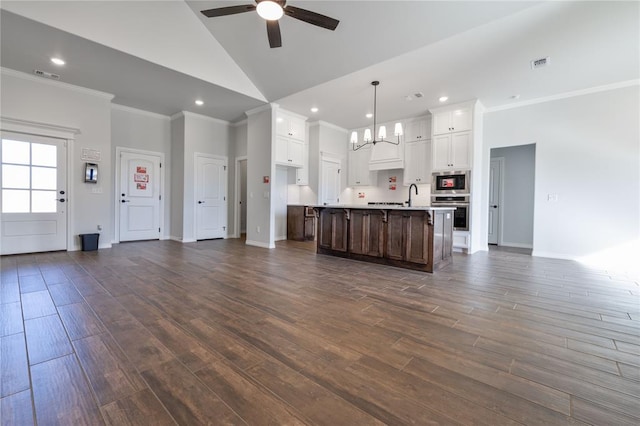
[407,183,418,207]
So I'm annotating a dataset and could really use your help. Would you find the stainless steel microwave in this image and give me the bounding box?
[431,171,470,195]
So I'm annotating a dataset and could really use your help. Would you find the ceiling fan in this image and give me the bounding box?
[200,0,339,48]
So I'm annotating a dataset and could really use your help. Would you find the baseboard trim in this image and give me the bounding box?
[531,250,577,261]
[245,239,275,249]
[500,242,533,249]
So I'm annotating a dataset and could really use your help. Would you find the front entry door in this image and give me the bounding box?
[195,155,227,240]
[1,132,67,255]
[119,151,161,241]
[488,158,502,245]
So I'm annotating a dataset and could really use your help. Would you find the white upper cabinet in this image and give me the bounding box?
[403,139,431,185]
[432,107,472,135]
[276,112,305,141]
[432,132,471,171]
[275,136,304,167]
[404,117,429,142]
[275,109,307,168]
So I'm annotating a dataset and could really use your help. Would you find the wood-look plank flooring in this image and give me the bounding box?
[1,238,639,425]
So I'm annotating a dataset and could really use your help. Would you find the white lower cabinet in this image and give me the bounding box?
[453,231,470,250]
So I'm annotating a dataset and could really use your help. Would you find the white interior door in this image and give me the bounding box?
[320,157,340,205]
[119,151,161,242]
[196,155,227,240]
[488,158,502,245]
[1,132,67,255]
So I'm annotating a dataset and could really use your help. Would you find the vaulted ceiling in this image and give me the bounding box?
[1,1,638,128]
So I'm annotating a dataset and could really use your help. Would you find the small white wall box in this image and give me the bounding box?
[85,163,98,183]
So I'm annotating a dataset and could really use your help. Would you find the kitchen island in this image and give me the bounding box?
[313,205,455,273]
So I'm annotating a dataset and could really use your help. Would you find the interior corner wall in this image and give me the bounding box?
[481,85,640,262]
[111,107,172,240]
[170,115,185,240]
[491,144,535,248]
[0,71,113,250]
[246,108,275,248]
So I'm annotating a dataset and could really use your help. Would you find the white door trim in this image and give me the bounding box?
[193,152,228,240]
[234,156,247,239]
[1,118,76,252]
[114,147,165,244]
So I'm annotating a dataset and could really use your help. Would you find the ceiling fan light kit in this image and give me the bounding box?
[351,81,403,151]
[201,0,340,48]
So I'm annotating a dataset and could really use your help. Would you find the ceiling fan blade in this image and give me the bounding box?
[201,4,256,18]
[266,20,282,48]
[284,6,339,31]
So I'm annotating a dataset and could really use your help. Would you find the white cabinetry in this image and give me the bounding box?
[432,107,472,135]
[276,112,305,140]
[348,145,375,186]
[432,132,471,171]
[404,118,429,142]
[403,139,431,185]
[275,136,304,167]
[275,110,306,168]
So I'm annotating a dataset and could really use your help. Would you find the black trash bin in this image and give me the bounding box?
[79,233,99,251]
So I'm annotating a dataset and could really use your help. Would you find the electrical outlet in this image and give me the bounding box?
[547,194,558,202]
[97,225,102,231]
[256,226,261,233]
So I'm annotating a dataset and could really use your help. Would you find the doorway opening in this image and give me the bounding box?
[488,144,535,251]
[234,157,247,239]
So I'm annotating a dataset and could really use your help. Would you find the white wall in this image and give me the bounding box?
[181,112,231,242]
[111,105,171,239]
[170,115,185,240]
[481,85,639,266]
[246,105,275,248]
[491,144,535,248]
[1,70,113,250]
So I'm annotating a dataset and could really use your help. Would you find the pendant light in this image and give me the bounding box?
[351,81,403,151]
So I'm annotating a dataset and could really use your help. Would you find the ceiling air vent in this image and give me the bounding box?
[530,56,550,70]
[33,69,60,80]
[413,92,424,98]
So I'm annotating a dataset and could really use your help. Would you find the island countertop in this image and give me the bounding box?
[311,204,456,211]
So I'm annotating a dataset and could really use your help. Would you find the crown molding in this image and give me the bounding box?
[245,103,276,117]
[232,118,248,127]
[1,67,115,101]
[485,79,640,113]
[180,110,230,125]
[111,103,170,120]
[277,107,308,121]
[1,116,81,139]
[308,120,348,133]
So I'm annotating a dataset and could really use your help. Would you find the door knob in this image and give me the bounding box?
[491,205,498,208]
[55,198,65,202]
[59,190,65,195]
[121,200,130,203]
[198,201,204,204]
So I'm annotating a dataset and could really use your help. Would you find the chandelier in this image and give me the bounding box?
[351,81,403,151]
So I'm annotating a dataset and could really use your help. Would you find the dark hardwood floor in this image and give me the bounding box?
[1,238,639,425]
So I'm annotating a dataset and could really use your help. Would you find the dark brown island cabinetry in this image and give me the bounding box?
[314,206,454,273]
[287,205,316,241]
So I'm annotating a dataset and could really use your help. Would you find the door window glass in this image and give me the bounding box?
[1,138,58,213]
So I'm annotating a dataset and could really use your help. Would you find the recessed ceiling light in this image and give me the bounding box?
[366,113,373,119]
[50,57,65,66]
[510,94,521,100]
[310,107,319,113]
[195,99,204,106]
[439,96,448,103]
